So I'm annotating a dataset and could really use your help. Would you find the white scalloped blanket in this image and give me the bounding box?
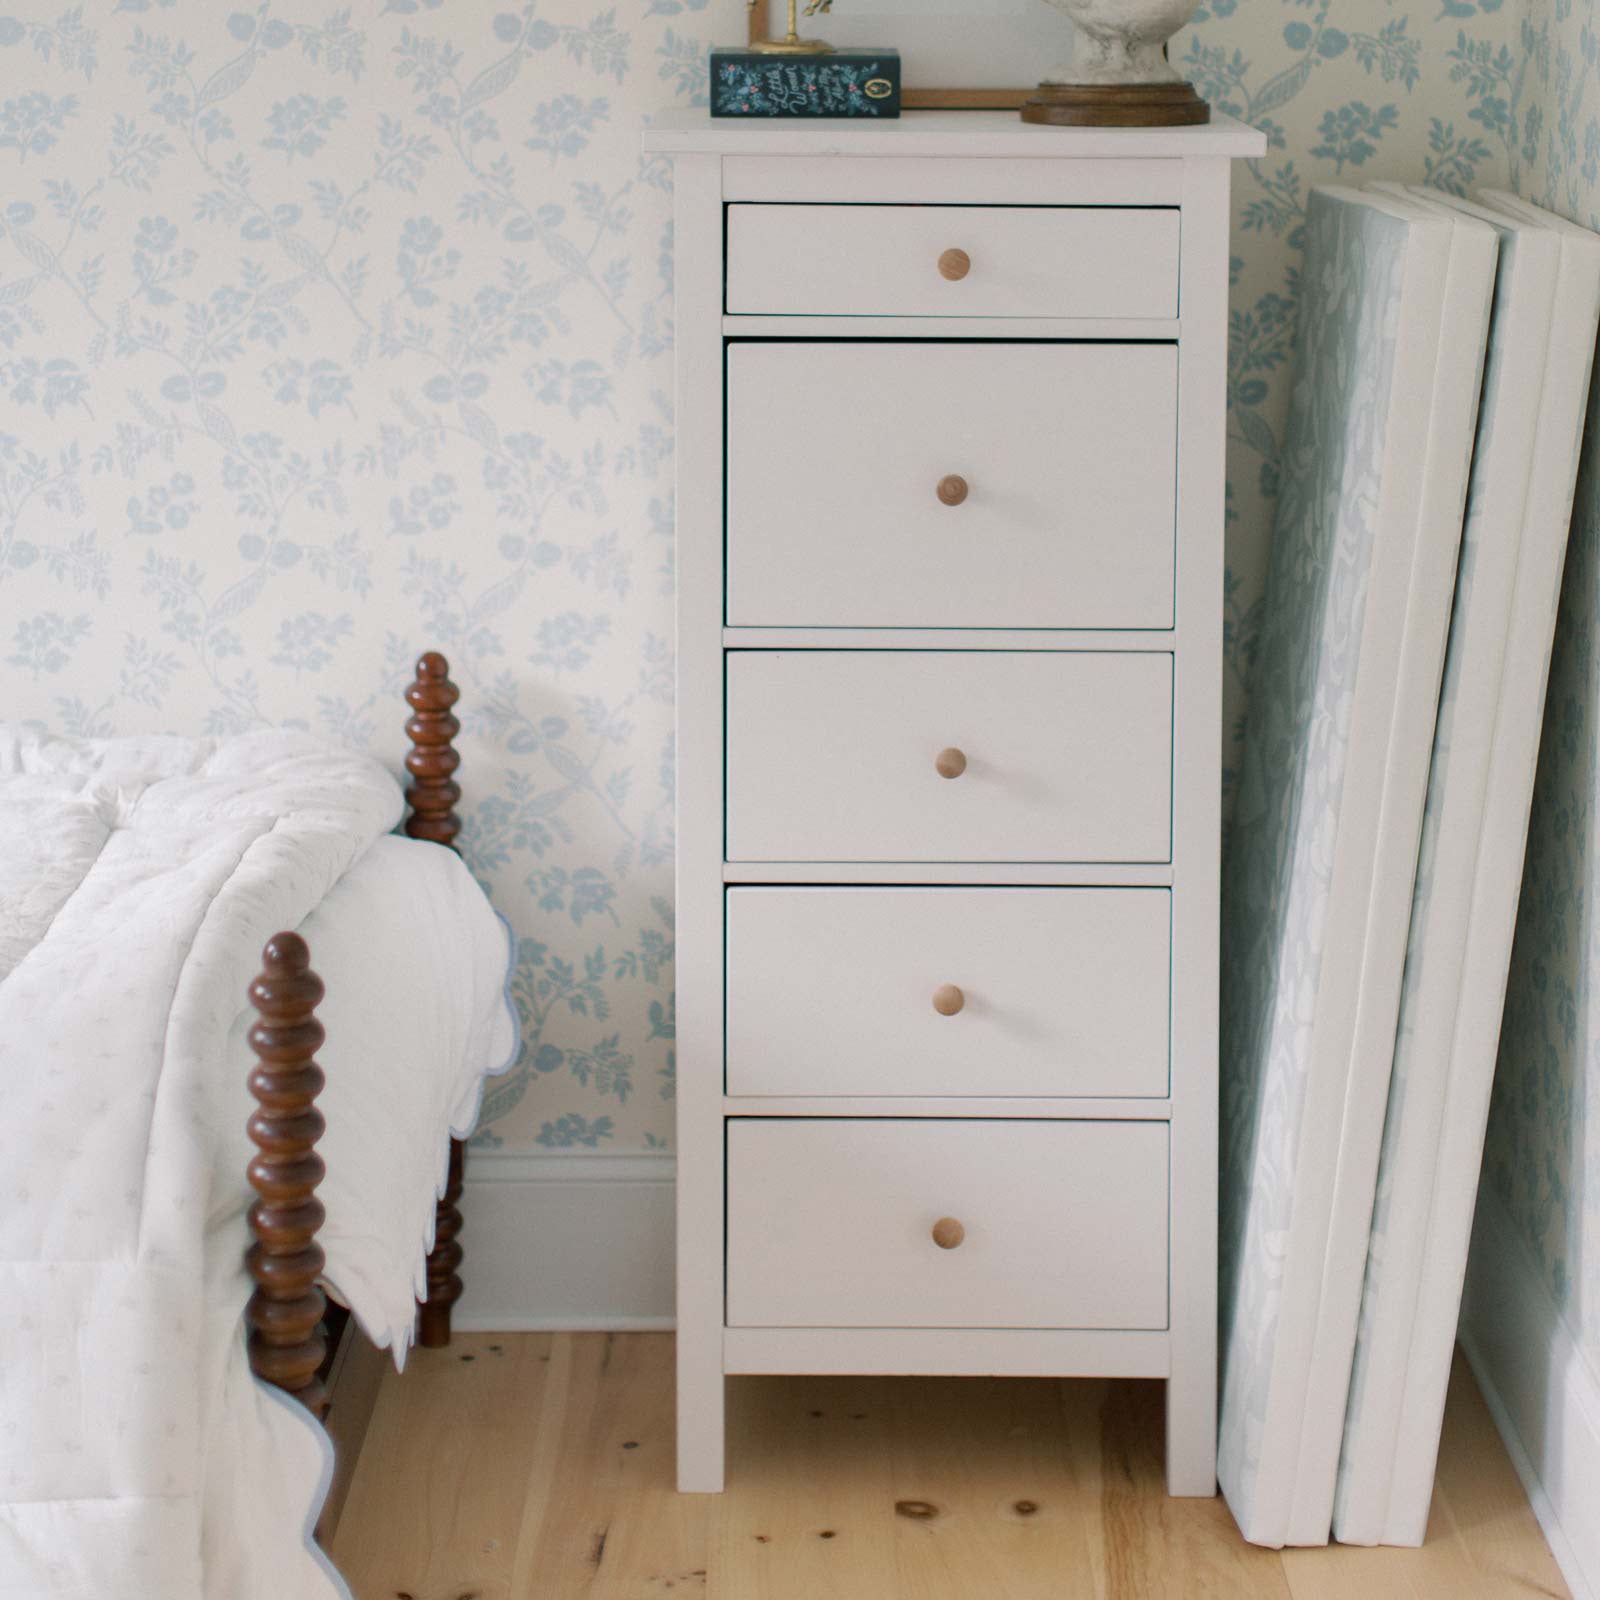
[0,728,516,1599]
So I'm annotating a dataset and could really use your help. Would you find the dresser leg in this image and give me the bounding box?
[677,1362,726,1493]
[1165,1364,1218,1496]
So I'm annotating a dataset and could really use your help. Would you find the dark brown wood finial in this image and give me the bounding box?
[246,932,329,1414]
[403,651,462,850]
[418,1139,465,1348]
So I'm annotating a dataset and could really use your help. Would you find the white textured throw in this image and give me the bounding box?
[0,728,511,1599]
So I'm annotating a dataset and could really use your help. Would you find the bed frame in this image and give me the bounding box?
[242,651,472,1414]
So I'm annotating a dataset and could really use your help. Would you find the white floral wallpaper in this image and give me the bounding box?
[1483,0,1600,1377]
[0,0,716,1154]
[0,0,1529,1156]
[1180,0,1519,781]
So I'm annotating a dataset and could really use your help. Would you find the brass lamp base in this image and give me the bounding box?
[749,33,834,53]
[1021,80,1210,127]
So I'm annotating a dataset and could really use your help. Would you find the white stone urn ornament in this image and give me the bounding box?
[1022,0,1210,125]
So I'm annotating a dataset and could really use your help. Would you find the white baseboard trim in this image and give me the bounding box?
[453,1149,677,1333]
[1460,1188,1600,1600]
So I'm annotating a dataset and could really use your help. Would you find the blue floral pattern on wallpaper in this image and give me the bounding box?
[0,0,709,1153]
[1182,0,1515,798]
[0,0,1522,1156]
[1485,0,1600,1376]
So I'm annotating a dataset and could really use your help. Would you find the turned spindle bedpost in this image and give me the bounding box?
[403,651,463,849]
[419,1140,466,1348]
[246,932,330,1414]
[405,650,469,1348]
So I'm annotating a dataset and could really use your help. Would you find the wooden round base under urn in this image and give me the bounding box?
[1021,81,1210,127]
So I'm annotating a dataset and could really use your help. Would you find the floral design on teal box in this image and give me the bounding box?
[712,59,898,118]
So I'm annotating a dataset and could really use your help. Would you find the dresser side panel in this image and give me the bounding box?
[671,152,728,1494]
[1167,152,1232,1497]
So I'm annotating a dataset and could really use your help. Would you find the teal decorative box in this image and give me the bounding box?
[709,48,901,118]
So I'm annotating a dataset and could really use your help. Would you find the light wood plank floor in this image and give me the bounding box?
[331,1333,1569,1599]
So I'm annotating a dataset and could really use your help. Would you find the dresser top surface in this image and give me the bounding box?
[642,108,1266,160]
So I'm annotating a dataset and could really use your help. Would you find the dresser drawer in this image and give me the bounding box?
[725,204,1180,319]
[724,650,1173,863]
[726,1119,1170,1329]
[726,888,1170,1097]
[726,342,1177,629]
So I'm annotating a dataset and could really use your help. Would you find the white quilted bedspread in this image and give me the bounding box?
[0,728,513,1600]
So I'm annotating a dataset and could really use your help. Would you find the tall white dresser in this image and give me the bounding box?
[644,110,1266,1497]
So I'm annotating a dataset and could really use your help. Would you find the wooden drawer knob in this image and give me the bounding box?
[937,474,969,507]
[931,1217,966,1250]
[938,248,971,281]
[934,747,967,780]
[932,983,965,1017]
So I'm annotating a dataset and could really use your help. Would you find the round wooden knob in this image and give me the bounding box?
[938,248,971,282]
[934,747,967,780]
[932,984,965,1017]
[931,1217,966,1250]
[937,474,969,507]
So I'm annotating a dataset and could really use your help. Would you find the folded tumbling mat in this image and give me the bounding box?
[1335,189,1600,1547]
[1218,186,1496,1548]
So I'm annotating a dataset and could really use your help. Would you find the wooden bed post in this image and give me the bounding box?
[403,651,462,849]
[246,932,330,1415]
[405,650,469,1348]
[419,1140,466,1348]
